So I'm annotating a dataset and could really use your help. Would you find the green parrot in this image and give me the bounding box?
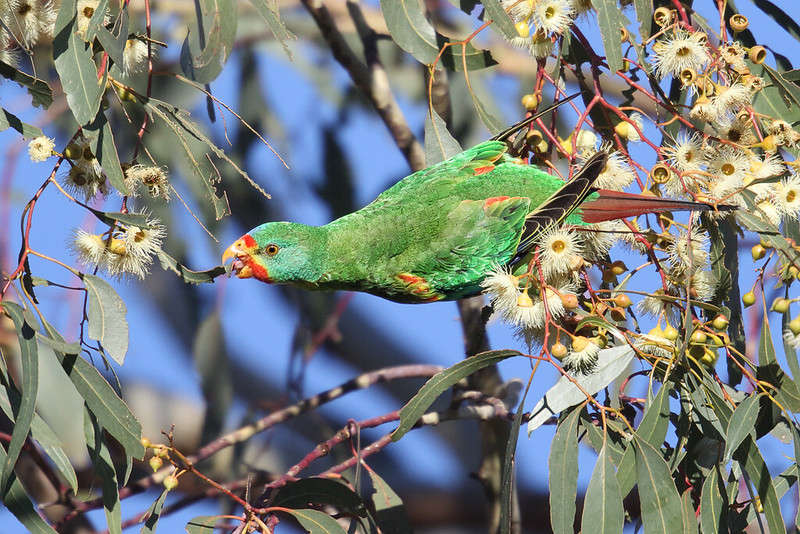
[223,113,729,304]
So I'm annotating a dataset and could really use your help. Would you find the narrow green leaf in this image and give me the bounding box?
[700,467,725,534]
[0,384,79,493]
[757,313,800,411]
[283,509,348,534]
[95,9,128,68]
[86,113,127,194]
[634,437,683,534]
[83,0,109,43]
[85,408,121,534]
[0,61,53,108]
[794,424,800,528]
[733,436,784,534]
[35,332,80,355]
[499,372,529,534]
[681,488,696,534]
[88,209,151,229]
[140,488,169,534]
[723,393,760,462]
[752,0,800,45]
[638,381,671,448]
[271,478,366,516]
[528,345,635,432]
[248,0,295,59]
[157,251,226,284]
[366,469,412,534]
[180,0,238,84]
[380,0,496,70]
[392,349,520,440]
[581,444,624,534]
[782,309,800,388]
[0,108,43,137]
[423,108,462,166]
[750,63,800,124]
[0,302,38,497]
[595,2,628,73]
[82,274,128,365]
[0,443,58,533]
[53,1,103,125]
[615,447,636,498]
[185,516,221,533]
[41,320,143,459]
[481,0,517,39]
[549,406,581,534]
[633,0,654,39]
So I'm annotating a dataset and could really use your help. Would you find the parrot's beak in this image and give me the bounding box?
[222,237,255,279]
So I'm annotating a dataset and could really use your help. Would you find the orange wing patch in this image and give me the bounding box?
[396,273,443,302]
[473,165,495,175]
[483,196,511,210]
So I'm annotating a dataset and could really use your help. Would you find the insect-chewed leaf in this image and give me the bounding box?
[53,0,103,125]
[248,0,295,59]
[549,406,582,534]
[140,488,169,534]
[0,302,38,497]
[528,345,635,433]
[283,509,348,534]
[367,469,412,534]
[424,108,462,166]
[0,61,53,108]
[157,250,227,284]
[580,444,624,534]
[83,274,129,365]
[180,0,237,84]
[392,350,520,441]
[380,0,496,71]
[633,437,683,534]
[595,2,629,73]
[0,108,43,138]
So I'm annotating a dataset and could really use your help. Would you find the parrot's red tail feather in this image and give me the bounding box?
[579,190,734,224]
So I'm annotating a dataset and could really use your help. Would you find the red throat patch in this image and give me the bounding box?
[246,257,272,283]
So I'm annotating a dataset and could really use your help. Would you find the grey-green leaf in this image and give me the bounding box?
[733,436,784,534]
[681,488,696,534]
[528,345,635,433]
[723,393,760,462]
[185,516,221,533]
[284,509,348,534]
[86,113,127,194]
[481,0,517,40]
[367,468,412,534]
[0,108,43,137]
[595,2,628,73]
[392,349,520,441]
[140,488,169,534]
[180,0,237,84]
[0,443,58,533]
[700,467,725,534]
[380,0,496,70]
[549,406,581,534]
[83,274,128,365]
[581,444,624,534]
[0,60,53,108]
[85,408,121,534]
[423,108,462,166]
[271,477,365,516]
[157,250,227,284]
[634,437,683,534]
[0,302,38,497]
[53,2,103,125]
[248,0,295,59]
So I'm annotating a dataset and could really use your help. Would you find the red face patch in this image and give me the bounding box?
[246,256,272,283]
[242,234,258,249]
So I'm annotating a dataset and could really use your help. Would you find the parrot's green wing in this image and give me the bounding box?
[390,195,531,301]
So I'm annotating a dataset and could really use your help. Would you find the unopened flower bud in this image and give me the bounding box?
[742,291,756,307]
[163,474,178,490]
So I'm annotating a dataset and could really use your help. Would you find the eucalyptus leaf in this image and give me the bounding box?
[366,469,412,534]
[180,0,237,84]
[157,251,227,284]
[86,113,127,194]
[392,349,520,440]
[140,488,169,534]
[0,108,43,138]
[83,274,129,365]
[733,436,784,534]
[423,108,462,166]
[0,443,57,533]
[248,0,295,59]
[270,477,366,516]
[723,393,760,462]
[580,444,624,534]
[634,437,683,534]
[595,2,628,73]
[185,516,221,533]
[700,467,725,534]
[0,302,38,497]
[85,408,122,534]
[0,61,53,108]
[53,1,103,125]
[527,345,635,433]
[283,509,348,534]
[549,406,581,534]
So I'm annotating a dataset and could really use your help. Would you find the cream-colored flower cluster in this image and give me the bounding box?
[501,0,588,58]
[72,217,166,279]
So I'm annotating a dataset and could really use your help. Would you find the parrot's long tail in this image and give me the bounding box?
[579,190,736,224]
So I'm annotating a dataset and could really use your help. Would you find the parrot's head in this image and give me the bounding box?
[222,222,325,285]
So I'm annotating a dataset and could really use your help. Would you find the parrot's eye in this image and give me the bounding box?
[265,244,280,256]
